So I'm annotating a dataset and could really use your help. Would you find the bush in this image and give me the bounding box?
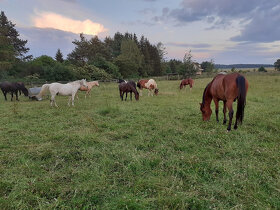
[90,57,121,79]
[73,64,112,81]
[258,66,267,72]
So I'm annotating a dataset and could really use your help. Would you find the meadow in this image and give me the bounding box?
[0,73,279,209]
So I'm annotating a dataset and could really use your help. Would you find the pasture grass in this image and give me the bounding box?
[0,73,280,209]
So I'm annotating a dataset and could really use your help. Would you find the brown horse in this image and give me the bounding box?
[119,81,139,101]
[77,81,99,98]
[137,79,159,96]
[180,78,194,90]
[200,73,249,131]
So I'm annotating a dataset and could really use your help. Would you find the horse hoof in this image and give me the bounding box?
[223,121,226,125]
[234,125,238,130]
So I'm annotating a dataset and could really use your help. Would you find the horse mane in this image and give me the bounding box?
[202,82,211,105]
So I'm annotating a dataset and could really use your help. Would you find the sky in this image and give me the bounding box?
[1,0,280,64]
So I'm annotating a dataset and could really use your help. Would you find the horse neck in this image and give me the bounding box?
[203,83,213,107]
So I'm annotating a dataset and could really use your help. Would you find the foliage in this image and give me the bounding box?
[73,64,112,80]
[201,60,215,72]
[181,50,197,76]
[274,59,280,71]
[0,11,30,60]
[258,66,267,72]
[114,39,144,78]
[90,56,121,79]
[55,49,64,63]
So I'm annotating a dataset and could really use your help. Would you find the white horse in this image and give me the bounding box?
[36,79,87,107]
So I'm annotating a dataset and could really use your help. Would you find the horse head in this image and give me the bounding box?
[154,88,159,95]
[179,83,183,89]
[22,87,29,96]
[137,82,141,89]
[80,79,88,89]
[135,91,139,100]
[200,103,212,121]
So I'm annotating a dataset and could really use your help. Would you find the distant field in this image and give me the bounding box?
[0,73,279,209]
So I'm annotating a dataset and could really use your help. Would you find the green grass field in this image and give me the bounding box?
[0,73,280,209]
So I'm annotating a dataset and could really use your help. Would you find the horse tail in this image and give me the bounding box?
[236,75,246,124]
[36,84,50,100]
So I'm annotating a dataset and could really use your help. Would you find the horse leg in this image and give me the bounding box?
[213,98,219,122]
[226,100,234,131]
[3,91,7,101]
[72,94,75,106]
[125,92,128,101]
[130,91,132,101]
[11,92,13,101]
[68,97,71,106]
[15,91,19,101]
[120,91,123,101]
[223,101,227,124]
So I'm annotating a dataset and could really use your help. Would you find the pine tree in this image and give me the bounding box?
[0,11,30,60]
[55,49,64,63]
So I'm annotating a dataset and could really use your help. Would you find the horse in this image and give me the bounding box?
[36,79,87,107]
[180,78,194,90]
[77,81,99,99]
[119,81,139,101]
[137,79,159,96]
[0,82,28,101]
[200,73,249,131]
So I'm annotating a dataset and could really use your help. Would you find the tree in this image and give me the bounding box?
[201,60,215,72]
[156,42,167,62]
[67,34,110,66]
[55,49,64,63]
[0,11,30,60]
[114,39,144,78]
[274,59,280,71]
[182,50,197,76]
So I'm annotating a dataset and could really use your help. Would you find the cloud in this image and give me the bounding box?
[166,42,211,48]
[231,6,280,43]
[153,0,280,43]
[17,27,88,58]
[33,12,106,36]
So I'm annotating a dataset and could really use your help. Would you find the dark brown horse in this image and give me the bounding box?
[0,82,28,101]
[180,78,194,90]
[119,81,139,101]
[200,73,249,131]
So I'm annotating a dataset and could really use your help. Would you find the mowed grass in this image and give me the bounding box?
[0,73,279,209]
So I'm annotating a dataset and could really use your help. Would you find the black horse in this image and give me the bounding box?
[119,81,139,101]
[0,82,29,101]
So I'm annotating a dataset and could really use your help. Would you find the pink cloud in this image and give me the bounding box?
[33,12,106,35]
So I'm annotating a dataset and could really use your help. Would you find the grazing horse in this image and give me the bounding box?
[77,81,99,98]
[137,79,159,96]
[119,81,139,101]
[180,78,194,90]
[36,79,87,107]
[200,73,249,131]
[0,82,28,101]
